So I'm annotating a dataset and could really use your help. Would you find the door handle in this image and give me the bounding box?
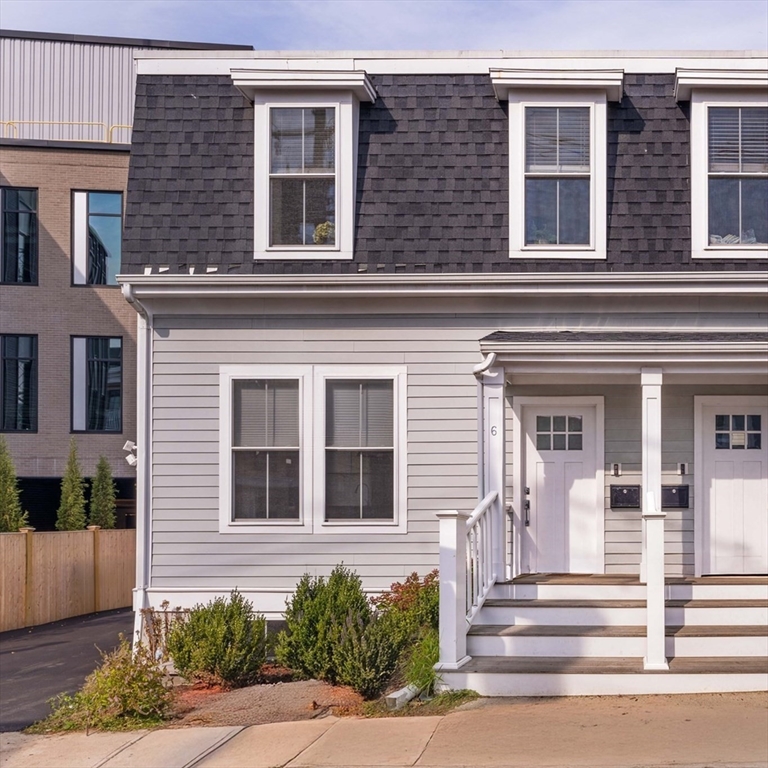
[524,500,531,527]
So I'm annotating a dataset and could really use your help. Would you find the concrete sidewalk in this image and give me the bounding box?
[1,693,766,768]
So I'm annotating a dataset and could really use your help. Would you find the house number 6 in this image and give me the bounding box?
[491,426,498,436]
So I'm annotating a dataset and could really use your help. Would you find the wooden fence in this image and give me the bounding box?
[0,527,135,632]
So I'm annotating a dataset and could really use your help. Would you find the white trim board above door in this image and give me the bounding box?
[694,395,768,576]
[511,396,605,577]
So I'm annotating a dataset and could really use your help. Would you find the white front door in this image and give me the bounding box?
[702,399,768,574]
[521,405,600,573]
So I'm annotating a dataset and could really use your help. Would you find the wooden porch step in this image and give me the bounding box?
[484,598,768,608]
[469,624,768,637]
[502,574,768,586]
[458,656,768,674]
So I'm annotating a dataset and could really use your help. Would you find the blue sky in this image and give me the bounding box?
[2,0,767,50]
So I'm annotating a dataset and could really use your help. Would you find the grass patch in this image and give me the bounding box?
[360,689,480,718]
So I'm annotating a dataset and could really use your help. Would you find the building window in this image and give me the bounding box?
[707,107,768,247]
[72,337,122,432]
[687,85,768,260]
[325,380,394,520]
[1,188,38,284]
[234,70,375,261]
[72,191,123,285]
[270,107,336,247]
[525,107,591,246]
[1,335,37,432]
[218,364,406,534]
[232,379,301,520]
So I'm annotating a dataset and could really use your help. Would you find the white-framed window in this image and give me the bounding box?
[491,70,621,261]
[232,70,375,261]
[218,364,406,534]
[72,191,123,285]
[507,93,606,259]
[690,92,768,259]
[219,365,313,534]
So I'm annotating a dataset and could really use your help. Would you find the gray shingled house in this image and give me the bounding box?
[119,51,768,696]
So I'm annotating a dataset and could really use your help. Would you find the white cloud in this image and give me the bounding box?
[1,0,766,50]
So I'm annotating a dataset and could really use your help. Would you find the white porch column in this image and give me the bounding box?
[641,368,668,670]
[480,367,506,583]
[436,510,470,670]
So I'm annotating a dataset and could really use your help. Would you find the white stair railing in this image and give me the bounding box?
[437,490,500,670]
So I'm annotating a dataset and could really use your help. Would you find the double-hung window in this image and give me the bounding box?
[219,364,406,534]
[679,70,768,259]
[71,337,122,432]
[1,335,38,432]
[72,191,123,285]
[492,69,622,260]
[231,69,376,261]
[1,188,38,284]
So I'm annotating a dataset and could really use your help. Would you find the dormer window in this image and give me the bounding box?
[491,69,623,260]
[231,69,376,261]
[676,68,768,260]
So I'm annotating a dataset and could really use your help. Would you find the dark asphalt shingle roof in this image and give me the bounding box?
[481,330,768,344]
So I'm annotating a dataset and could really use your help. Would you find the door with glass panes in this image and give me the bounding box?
[522,405,599,573]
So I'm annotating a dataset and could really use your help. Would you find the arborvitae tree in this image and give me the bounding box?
[56,438,87,531]
[0,436,29,532]
[88,455,117,529]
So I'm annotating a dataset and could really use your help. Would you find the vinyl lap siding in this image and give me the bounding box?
[150,317,485,591]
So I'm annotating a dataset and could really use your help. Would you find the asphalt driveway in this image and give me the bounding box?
[0,608,134,732]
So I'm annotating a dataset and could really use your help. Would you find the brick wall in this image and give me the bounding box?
[0,145,137,485]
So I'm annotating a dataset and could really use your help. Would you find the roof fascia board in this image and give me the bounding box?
[231,69,376,102]
[675,68,768,100]
[118,272,768,299]
[134,53,768,77]
[490,69,624,102]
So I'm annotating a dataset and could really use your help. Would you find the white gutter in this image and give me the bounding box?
[122,283,153,644]
[117,271,768,298]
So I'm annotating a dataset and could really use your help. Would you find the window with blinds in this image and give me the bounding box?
[270,107,336,247]
[325,380,394,520]
[232,379,300,520]
[1,335,37,432]
[524,106,591,246]
[708,106,768,246]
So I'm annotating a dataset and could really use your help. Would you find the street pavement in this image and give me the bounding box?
[1,692,767,768]
[0,608,134,732]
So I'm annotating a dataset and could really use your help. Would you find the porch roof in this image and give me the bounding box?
[481,330,768,344]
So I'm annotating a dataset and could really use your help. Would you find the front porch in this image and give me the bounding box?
[435,330,768,695]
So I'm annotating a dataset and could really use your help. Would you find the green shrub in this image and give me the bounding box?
[30,636,170,732]
[0,436,28,532]
[88,456,117,529]
[276,565,370,682]
[372,570,439,633]
[56,438,86,531]
[334,610,408,699]
[166,590,267,688]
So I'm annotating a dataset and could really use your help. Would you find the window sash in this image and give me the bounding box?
[1,188,38,283]
[85,338,122,431]
[1,335,37,431]
[86,192,122,286]
[268,107,337,248]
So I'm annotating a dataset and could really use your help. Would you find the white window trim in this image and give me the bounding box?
[313,366,408,535]
[218,364,407,535]
[507,91,608,260]
[219,365,314,534]
[690,89,768,261]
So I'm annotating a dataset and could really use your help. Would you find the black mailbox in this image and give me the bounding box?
[610,485,641,508]
[662,485,689,509]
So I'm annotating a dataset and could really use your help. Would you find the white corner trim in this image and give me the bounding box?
[490,68,624,102]
[674,69,768,101]
[231,69,376,102]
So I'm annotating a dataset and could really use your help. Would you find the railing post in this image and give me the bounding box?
[88,525,101,613]
[641,367,668,671]
[436,509,470,670]
[481,367,506,583]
